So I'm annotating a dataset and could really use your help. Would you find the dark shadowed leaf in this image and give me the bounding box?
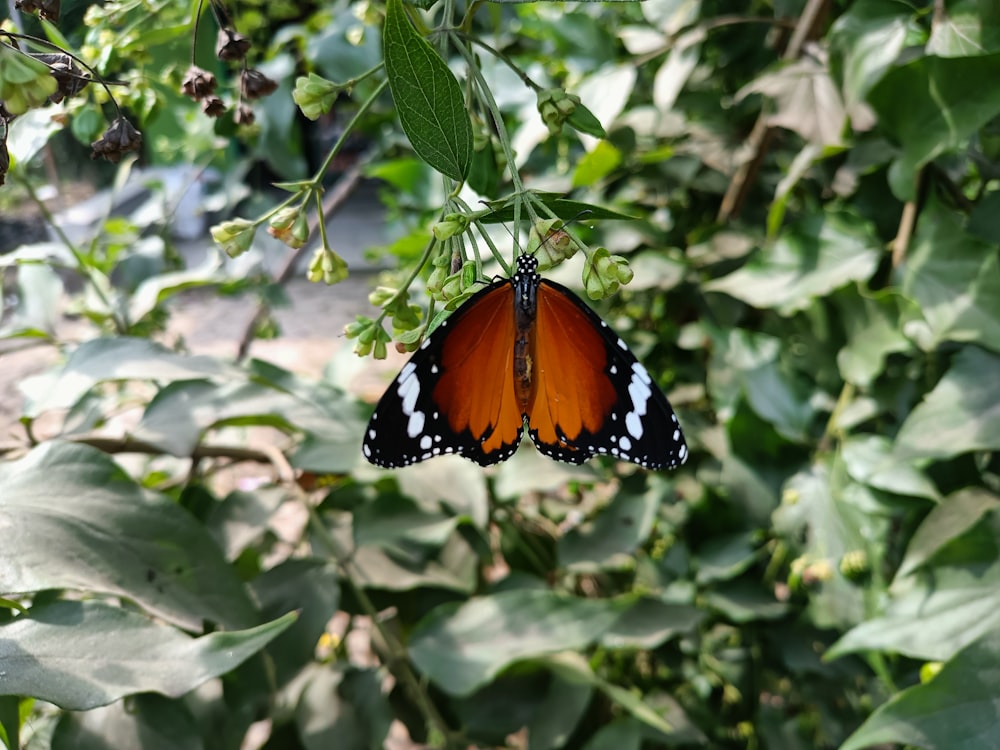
[52,694,203,750]
[0,600,295,710]
[383,0,471,180]
[841,629,1000,750]
[0,441,257,630]
[408,589,630,695]
[868,52,1000,199]
[601,598,704,649]
[296,665,392,750]
[558,488,661,571]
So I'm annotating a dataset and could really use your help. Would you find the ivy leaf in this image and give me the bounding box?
[868,52,1000,199]
[705,212,881,316]
[926,0,1000,57]
[408,589,629,695]
[383,0,472,181]
[894,347,1000,460]
[902,197,1000,353]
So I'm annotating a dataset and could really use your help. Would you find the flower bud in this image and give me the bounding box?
[292,73,339,120]
[582,247,632,299]
[529,219,578,270]
[307,246,348,284]
[210,218,256,257]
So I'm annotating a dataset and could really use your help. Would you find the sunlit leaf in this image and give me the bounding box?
[52,694,202,750]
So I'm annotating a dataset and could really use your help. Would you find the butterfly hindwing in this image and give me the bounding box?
[363,281,524,467]
[527,278,688,469]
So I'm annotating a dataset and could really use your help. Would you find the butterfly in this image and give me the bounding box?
[362,254,688,469]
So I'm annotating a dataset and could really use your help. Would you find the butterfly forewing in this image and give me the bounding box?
[362,282,524,467]
[527,279,688,469]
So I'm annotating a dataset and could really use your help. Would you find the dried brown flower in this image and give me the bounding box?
[14,0,60,21]
[202,96,227,118]
[181,66,218,101]
[33,53,89,104]
[90,116,142,163]
[239,68,277,100]
[234,103,255,126]
[216,28,250,62]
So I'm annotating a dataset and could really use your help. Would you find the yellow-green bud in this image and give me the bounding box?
[210,218,256,258]
[369,286,398,307]
[292,72,339,120]
[582,247,632,299]
[307,246,348,284]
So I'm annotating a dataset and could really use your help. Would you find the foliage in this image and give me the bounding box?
[2,0,1000,749]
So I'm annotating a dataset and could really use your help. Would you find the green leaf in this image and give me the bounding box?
[408,589,630,695]
[841,434,940,501]
[478,194,637,223]
[828,513,1000,662]
[0,600,295,711]
[896,488,1000,579]
[600,598,704,650]
[383,0,472,180]
[6,106,64,167]
[295,666,392,750]
[558,487,661,571]
[828,1,913,116]
[867,52,1000,200]
[841,629,1000,750]
[705,213,881,315]
[20,337,237,417]
[835,289,912,387]
[52,694,203,750]
[524,670,593,750]
[894,346,1000,460]
[0,442,258,630]
[571,140,622,188]
[926,0,1000,57]
[902,197,1000,353]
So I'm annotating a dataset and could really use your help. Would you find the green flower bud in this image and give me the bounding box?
[344,315,373,339]
[292,72,340,121]
[210,218,256,258]
[267,206,306,248]
[536,88,580,136]
[307,246,349,284]
[529,219,579,270]
[582,247,633,299]
[369,286,398,307]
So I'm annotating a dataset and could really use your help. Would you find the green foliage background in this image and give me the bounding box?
[2,0,1000,748]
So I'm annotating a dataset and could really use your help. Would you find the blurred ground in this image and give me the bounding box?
[0,179,399,444]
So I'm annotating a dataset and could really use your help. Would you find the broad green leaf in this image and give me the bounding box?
[694,533,758,584]
[52,694,202,750]
[652,28,704,111]
[206,487,291,561]
[867,52,1000,200]
[128,260,225,325]
[525,671,593,750]
[705,213,881,315]
[0,696,18,750]
[0,263,62,336]
[841,629,1000,750]
[828,1,912,117]
[829,513,1000,661]
[600,598,704,649]
[352,493,459,551]
[349,534,478,592]
[902,197,1000,353]
[701,582,789,624]
[0,442,258,630]
[383,0,472,181]
[571,140,622,188]
[6,106,64,167]
[408,589,630,695]
[926,0,1000,57]
[20,337,237,417]
[841,434,939,501]
[558,487,661,571]
[394,456,490,528]
[582,720,642,750]
[894,347,1000,460]
[0,600,295,711]
[835,289,912,387]
[896,488,1000,579]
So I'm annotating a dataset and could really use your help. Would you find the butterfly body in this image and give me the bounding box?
[363,255,688,469]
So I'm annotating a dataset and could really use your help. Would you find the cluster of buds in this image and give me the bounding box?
[210,217,257,257]
[89,116,143,163]
[344,316,392,359]
[266,205,310,249]
[426,251,482,307]
[582,247,633,300]
[13,0,60,21]
[180,23,276,124]
[292,72,340,121]
[535,88,605,138]
[307,245,349,285]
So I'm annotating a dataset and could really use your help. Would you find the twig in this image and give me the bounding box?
[716,0,830,223]
[235,159,368,361]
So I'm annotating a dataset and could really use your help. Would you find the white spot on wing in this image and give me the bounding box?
[420,435,432,450]
[619,435,632,452]
[407,410,425,438]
